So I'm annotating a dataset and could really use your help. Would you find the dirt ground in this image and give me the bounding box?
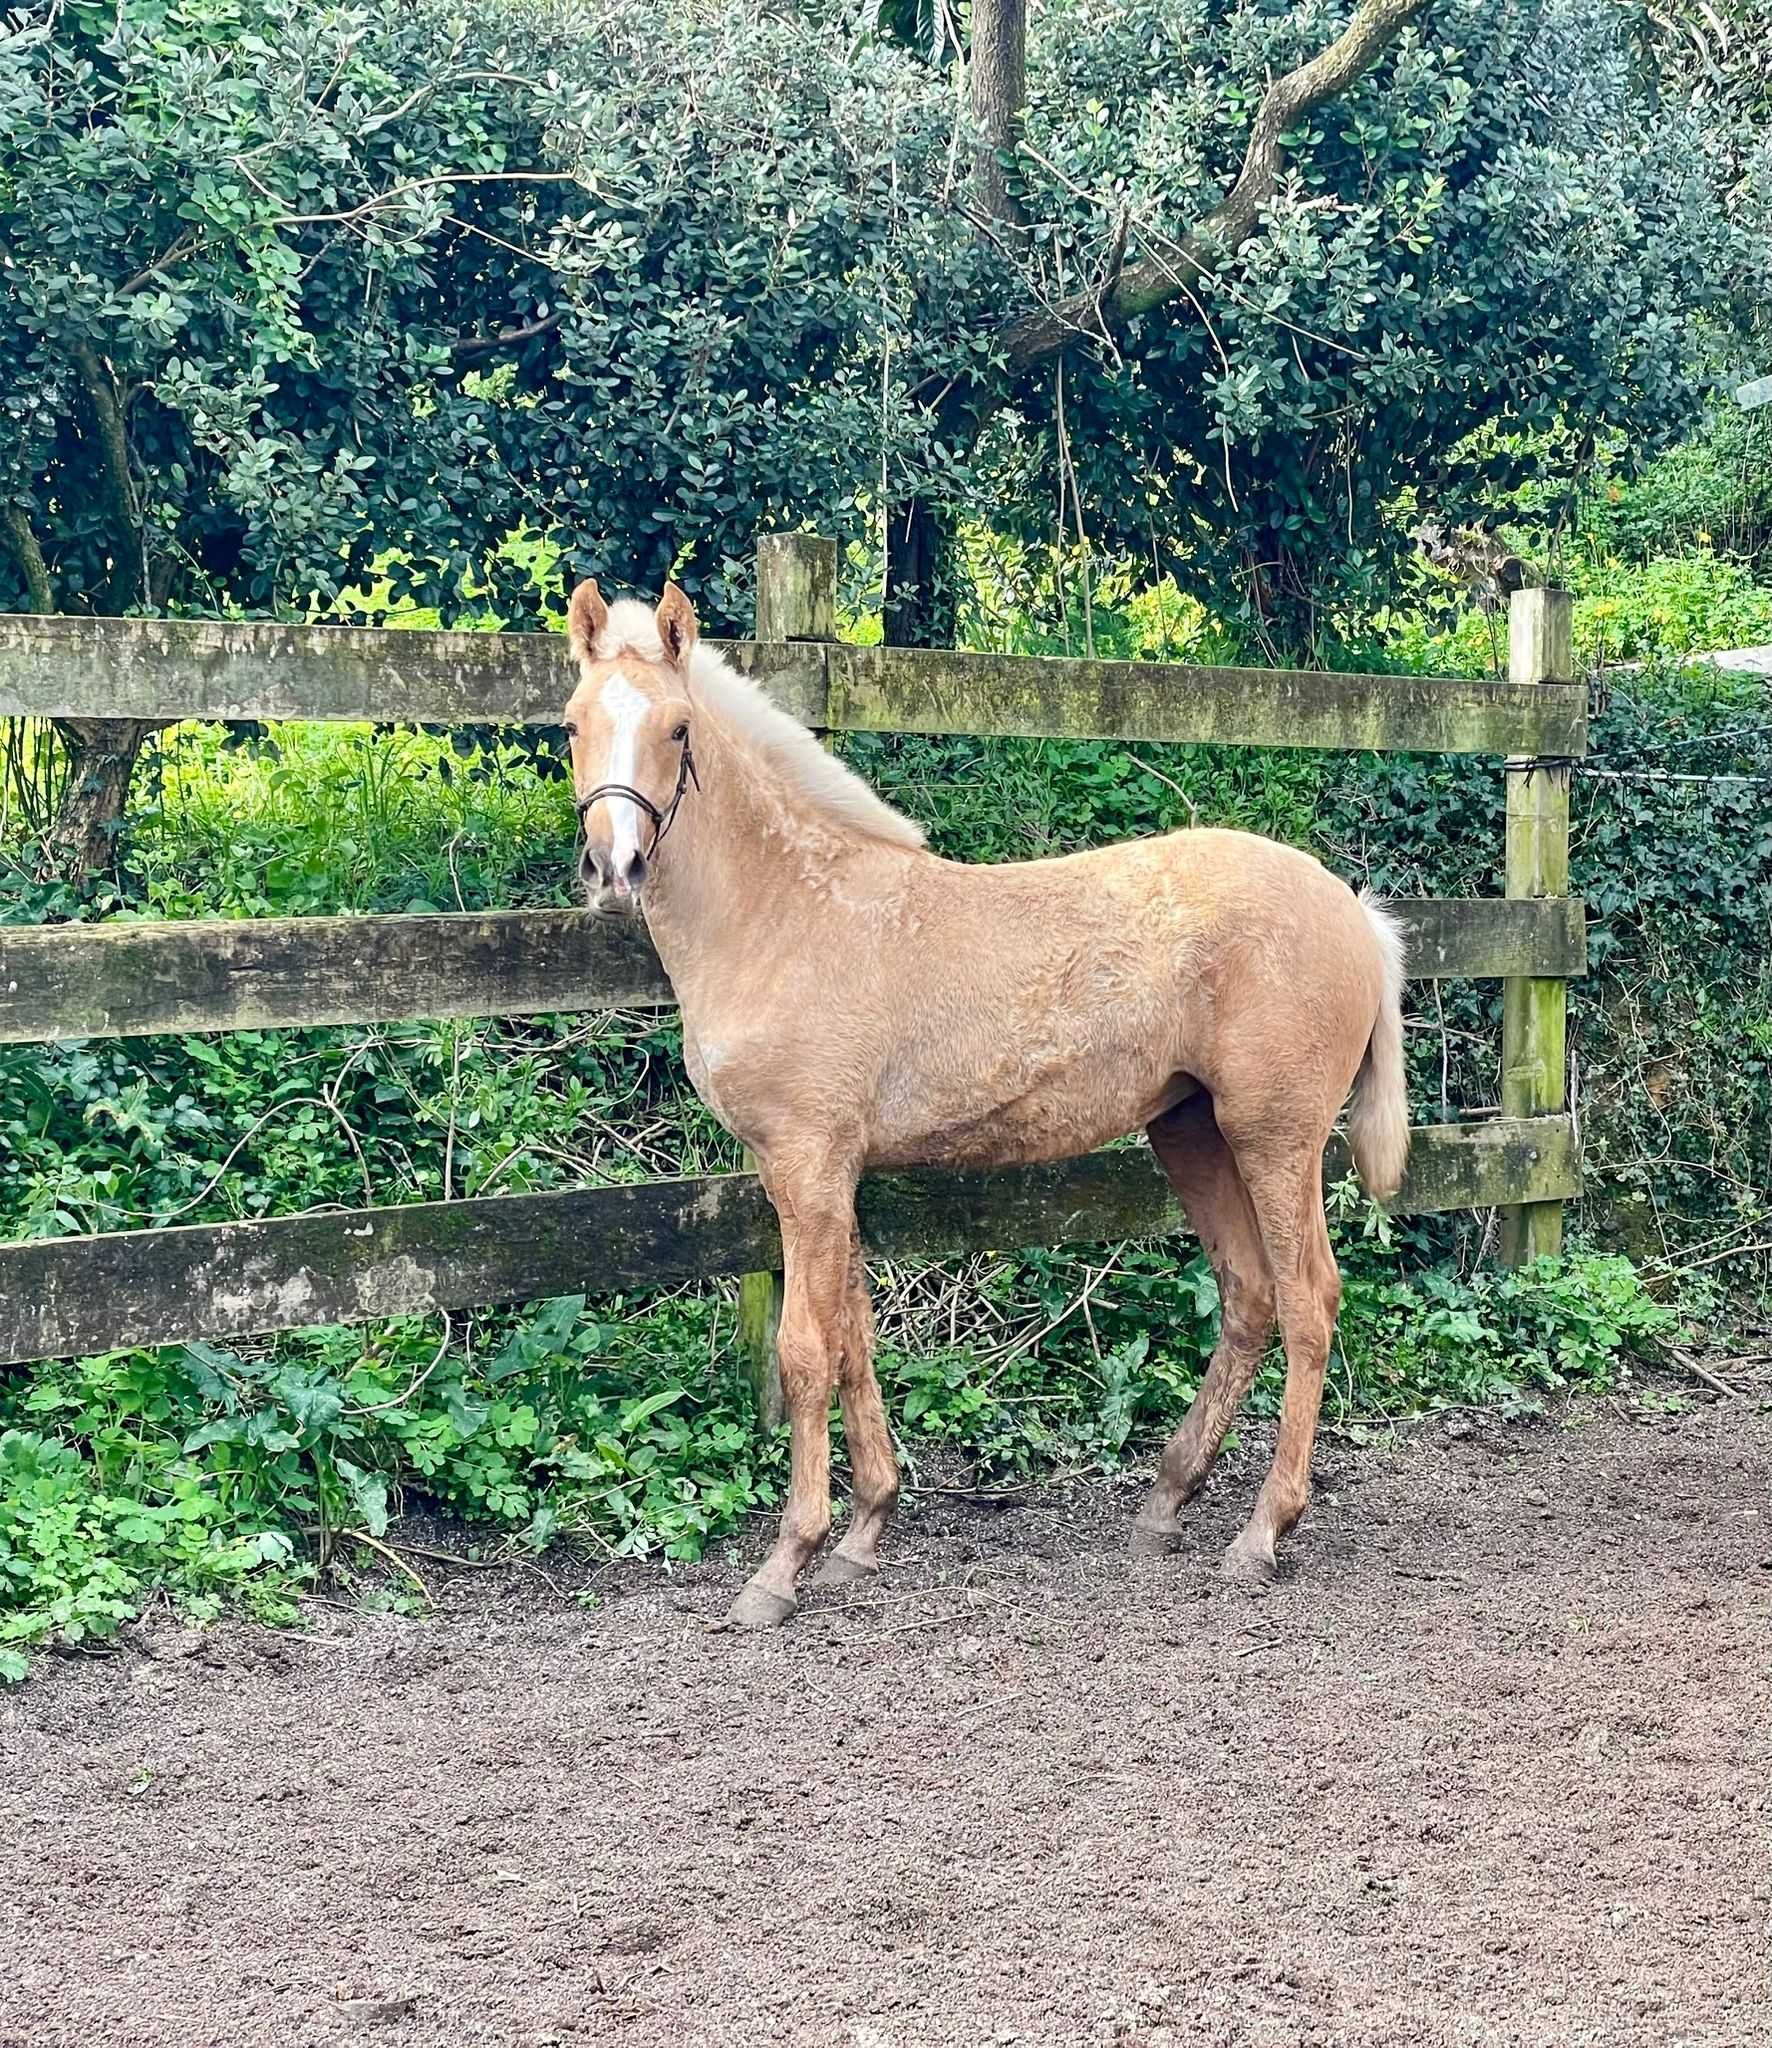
[3,1393,1770,2048]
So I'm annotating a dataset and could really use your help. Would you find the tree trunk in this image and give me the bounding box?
[0,504,54,615]
[69,341,147,615]
[971,0,1027,235]
[883,495,958,649]
[883,1,1025,645]
[29,344,166,885]
[43,718,157,885]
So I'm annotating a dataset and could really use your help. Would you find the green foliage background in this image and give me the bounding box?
[3,0,1765,636]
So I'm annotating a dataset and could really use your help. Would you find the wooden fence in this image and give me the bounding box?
[0,539,1584,1385]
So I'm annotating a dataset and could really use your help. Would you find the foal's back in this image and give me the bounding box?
[855,827,1384,1171]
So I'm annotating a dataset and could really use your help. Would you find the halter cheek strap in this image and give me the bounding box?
[574,735,700,856]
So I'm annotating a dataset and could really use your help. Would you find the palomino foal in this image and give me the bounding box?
[564,581,1409,1628]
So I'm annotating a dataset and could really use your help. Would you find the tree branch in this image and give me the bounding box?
[117,171,584,299]
[273,169,582,230]
[997,0,1426,372]
[118,230,203,298]
[448,308,564,359]
[68,341,146,612]
[1,502,54,613]
[359,69,556,136]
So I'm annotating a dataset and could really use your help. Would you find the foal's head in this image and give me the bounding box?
[562,579,700,913]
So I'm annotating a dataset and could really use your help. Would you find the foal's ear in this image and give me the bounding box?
[656,582,699,670]
[566,579,607,660]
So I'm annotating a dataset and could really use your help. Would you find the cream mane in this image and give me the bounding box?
[591,598,925,852]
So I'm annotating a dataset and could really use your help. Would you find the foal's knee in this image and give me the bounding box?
[776,1306,836,1401]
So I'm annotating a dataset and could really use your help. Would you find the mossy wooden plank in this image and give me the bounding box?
[858,1115,1578,1254]
[0,614,826,726]
[0,1117,1576,1364]
[1500,588,1575,1265]
[0,1175,783,1366]
[0,910,676,1044]
[1390,896,1585,980]
[1381,1112,1578,1216]
[826,646,1588,758]
[0,895,1584,1047]
[0,614,1588,755]
[737,537,838,1424]
[856,1150,1183,1252]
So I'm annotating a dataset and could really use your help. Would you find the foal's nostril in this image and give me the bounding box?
[622,849,648,893]
[578,843,606,893]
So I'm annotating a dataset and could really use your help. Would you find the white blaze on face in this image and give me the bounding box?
[597,670,652,879]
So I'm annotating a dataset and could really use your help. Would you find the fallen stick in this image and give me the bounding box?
[1666,1345,1743,1400]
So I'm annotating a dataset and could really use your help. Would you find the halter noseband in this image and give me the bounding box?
[574,732,700,857]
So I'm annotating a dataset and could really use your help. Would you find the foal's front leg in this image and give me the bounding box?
[812,1236,900,1588]
[726,1177,857,1630]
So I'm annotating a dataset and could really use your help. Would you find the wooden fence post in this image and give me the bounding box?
[1500,585,1575,1265]
[736,534,839,1424]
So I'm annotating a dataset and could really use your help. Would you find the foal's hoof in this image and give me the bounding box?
[1129,1516,1186,1558]
[811,1550,877,1590]
[725,1584,798,1630]
[1220,1539,1278,1589]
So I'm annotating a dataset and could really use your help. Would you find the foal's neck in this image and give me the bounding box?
[639,714,861,1002]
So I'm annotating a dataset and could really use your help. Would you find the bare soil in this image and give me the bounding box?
[3,1396,1770,2048]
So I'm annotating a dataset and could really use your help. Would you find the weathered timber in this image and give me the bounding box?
[1389,896,1585,981]
[825,644,1588,758]
[0,896,1584,1046]
[0,910,674,1043]
[1501,589,1575,1264]
[738,536,838,1424]
[859,1115,1579,1257]
[0,1175,777,1368]
[0,613,1589,757]
[0,614,826,726]
[753,535,839,647]
[0,1116,1577,1364]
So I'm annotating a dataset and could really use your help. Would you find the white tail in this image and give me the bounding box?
[1348,892,1410,1200]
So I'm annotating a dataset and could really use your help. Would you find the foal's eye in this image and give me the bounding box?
[671,722,689,742]
[563,720,578,739]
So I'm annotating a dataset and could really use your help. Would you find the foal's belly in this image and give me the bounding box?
[867,1064,1200,1171]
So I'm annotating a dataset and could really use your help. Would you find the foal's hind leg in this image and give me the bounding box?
[813,1236,901,1588]
[1216,1126,1343,1585]
[1131,1096,1276,1555]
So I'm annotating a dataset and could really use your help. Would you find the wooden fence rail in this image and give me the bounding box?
[0,558,1587,1376]
[0,613,1586,757]
[0,896,1586,1044]
[0,1118,1579,1366]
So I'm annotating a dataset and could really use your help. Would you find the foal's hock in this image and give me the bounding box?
[564,580,1409,1628]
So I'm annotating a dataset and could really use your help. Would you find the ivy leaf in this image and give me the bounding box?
[335,1457,390,1539]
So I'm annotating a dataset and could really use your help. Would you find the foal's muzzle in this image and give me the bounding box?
[579,840,648,909]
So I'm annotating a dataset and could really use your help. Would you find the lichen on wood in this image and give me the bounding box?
[0,1116,1578,1365]
[826,646,1587,758]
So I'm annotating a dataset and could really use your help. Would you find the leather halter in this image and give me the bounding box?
[574,733,700,857]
